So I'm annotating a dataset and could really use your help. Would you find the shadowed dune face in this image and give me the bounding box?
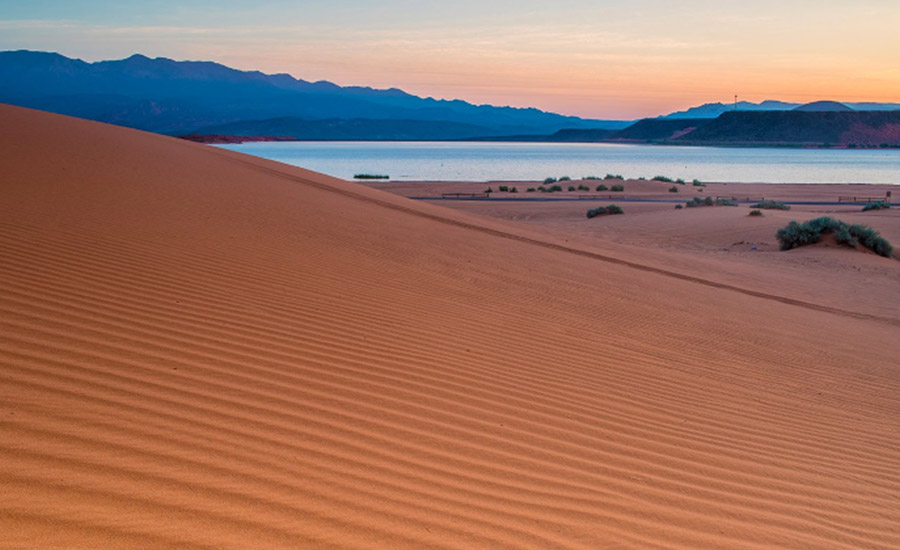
[2,104,900,549]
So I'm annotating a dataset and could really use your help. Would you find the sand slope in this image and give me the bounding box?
[2,104,900,549]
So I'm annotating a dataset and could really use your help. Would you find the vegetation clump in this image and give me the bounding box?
[527,187,536,192]
[568,185,576,192]
[586,204,625,218]
[862,200,892,211]
[604,174,624,180]
[675,204,683,209]
[749,209,763,216]
[484,187,493,194]
[668,186,679,193]
[692,179,704,187]
[776,217,893,257]
[584,175,601,180]
[610,184,625,192]
[543,177,558,184]
[353,173,389,179]
[685,196,738,208]
[498,185,509,192]
[595,184,608,191]
[652,175,674,183]
[675,178,686,184]
[750,200,791,210]
[559,176,572,182]
[577,184,590,191]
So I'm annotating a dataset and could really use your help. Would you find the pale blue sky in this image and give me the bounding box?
[2,1,899,118]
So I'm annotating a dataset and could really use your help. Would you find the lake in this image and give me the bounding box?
[217,141,900,184]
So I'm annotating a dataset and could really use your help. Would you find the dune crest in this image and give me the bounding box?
[2,104,899,549]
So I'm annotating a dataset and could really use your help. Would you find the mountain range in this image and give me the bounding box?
[2,50,898,145]
[0,50,627,138]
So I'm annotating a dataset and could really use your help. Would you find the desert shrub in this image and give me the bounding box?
[568,185,576,192]
[692,179,704,186]
[586,204,625,218]
[610,184,625,192]
[684,196,738,208]
[751,200,791,210]
[353,173,389,179]
[675,178,686,184]
[862,201,891,211]
[749,209,763,216]
[584,175,601,180]
[595,184,608,191]
[668,186,679,193]
[578,184,590,191]
[675,204,683,209]
[776,217,893,257]
[543,177,558,184]
[527,187,535,192]
[538,186,546,192]
[685,197,712,207]
[604,174,624,180]
[652,175,674,182]
[559,176,571,182]
[484,187,493,194]
[638,176,646,180]
[549,184,563,192]
[498,185,509,192]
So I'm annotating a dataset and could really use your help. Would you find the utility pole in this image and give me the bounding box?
[734,95,738,111]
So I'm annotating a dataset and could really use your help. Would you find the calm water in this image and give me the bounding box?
[218,141,900,184]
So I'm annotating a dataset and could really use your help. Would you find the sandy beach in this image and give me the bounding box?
[2,103,900,549]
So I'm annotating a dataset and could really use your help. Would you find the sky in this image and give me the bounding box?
[1,1,899,119]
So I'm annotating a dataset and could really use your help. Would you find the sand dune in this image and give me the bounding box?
[2,103,900,549]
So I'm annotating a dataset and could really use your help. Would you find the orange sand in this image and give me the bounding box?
[2,104,900,549]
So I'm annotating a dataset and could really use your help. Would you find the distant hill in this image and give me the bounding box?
[672,110,900,147]
[0,50,627,138]
[662,99,900,119]
[793,101,853,112]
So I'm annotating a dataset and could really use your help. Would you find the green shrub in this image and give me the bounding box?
[510,187,518,193]
[538,186,546,192]
[776,217,893,257]
[568,185,576,192]
[610,184,624,192]
[862,200,891,211]
[559,176,571,182]
[675,178,686,184]
[749,209,763,216]
[750,200,791,210]
[577,184,590,191]
[527,187,535,192]
[685,196,738,208]
[595,184,608,191]
[675,204,683,209]
[586,204,625,218]
[668,186,679,193]
[543,177,558,184]
[549,184,563,192]
[584,175,601,180]
[652,175,674,182]
[484,187,493,194]
[498,185,509,192]
[692,179,704,186]
[353,173,389,179]
[604,174,624,180]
